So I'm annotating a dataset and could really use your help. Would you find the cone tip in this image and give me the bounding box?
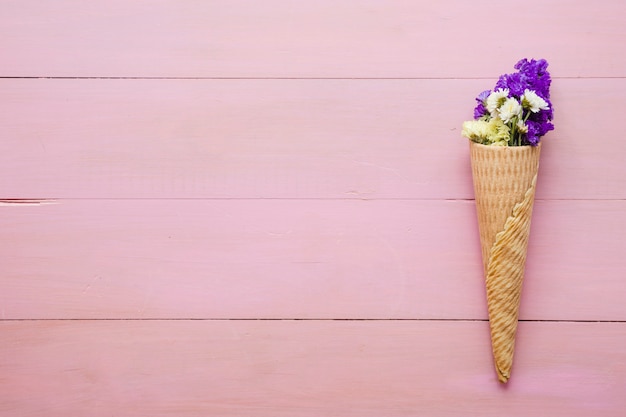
[497,368,510,383]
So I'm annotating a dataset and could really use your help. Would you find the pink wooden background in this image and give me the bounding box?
[2,1,626,415]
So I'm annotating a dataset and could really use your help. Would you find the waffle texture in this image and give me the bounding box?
[469,141,541,383]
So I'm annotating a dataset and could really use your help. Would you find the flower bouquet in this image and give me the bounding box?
[462,59,554,383]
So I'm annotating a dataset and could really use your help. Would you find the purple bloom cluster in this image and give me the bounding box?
[473,90,490,119]
[473,58,554,146]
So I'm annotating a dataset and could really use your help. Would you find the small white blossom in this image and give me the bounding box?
[486,88,510,116]
[521,89,549,113]
[517,120,528,133]
[498,97,523,124]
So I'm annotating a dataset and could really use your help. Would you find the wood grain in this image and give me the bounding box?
[2,1,625,414]
[2,199,624,320]
[2,0,625,78]
[1,320,624,416]
[1,78,623,199]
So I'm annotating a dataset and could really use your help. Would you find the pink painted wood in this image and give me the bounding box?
[2,199,625,320]
[1,320,625,417]
[1,0,625,78]
[0,78,624,199]
[2,0,626,414]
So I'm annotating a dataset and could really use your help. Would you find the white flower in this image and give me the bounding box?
[517,120,528,133]
[498,97,522,124]
[486,88,510,115]
[521,89,549,113]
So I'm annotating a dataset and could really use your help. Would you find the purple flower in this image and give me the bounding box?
[495,72,526,97]
[495,58,552,100]
[543,97,554,120]
[474,103,487,119]
[477,90,491,101]
[524,119,554,146]
[473,90,491,119]
[528,105,554,128]
[530,76,552,100]
[525,121,542,146]
[515,58,549,77]
[463,58,554,146]
[514,58,552,99]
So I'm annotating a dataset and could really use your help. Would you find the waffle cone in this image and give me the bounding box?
[469,141,541,383]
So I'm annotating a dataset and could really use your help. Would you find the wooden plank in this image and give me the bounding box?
[2,199,625,320]
[0,78,623,199]
[0,320,624,416]
[1,0,625,78]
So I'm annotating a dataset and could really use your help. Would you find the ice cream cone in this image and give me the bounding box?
[469,141,541,383]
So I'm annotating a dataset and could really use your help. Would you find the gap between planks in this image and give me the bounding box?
[3,198,626,203]
[1,318,625,323]
[1,76,625,80]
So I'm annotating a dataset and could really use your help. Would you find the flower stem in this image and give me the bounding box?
[510,118,517,146]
